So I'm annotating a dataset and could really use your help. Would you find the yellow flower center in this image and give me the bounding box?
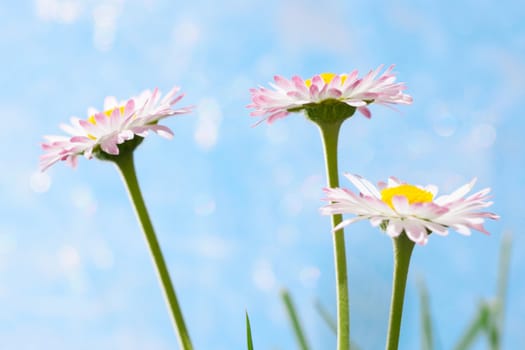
[380,184,434,209]
[305,73,347,88]
[87,106,125,124]
[85,106,125,140]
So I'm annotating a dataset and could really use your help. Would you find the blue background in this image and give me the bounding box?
[0,0,523,349]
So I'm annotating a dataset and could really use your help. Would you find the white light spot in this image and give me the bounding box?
[276,225,298,246]
[30,171,51,193]
[194,98,222,150]
[255,55,278,78]
[57,244,86,292]
[173,19,201,48]
[93,3,120,52]
[406,130,433,158]
[430,105,458,137]
[469,123,497,149]
[192,235,232,260]
[265,123,288,144]
[59,1,81,22]
[434,115,457,137]
[252,260,276,292]
[0,233,17,255]
[440,173,466,193]
[169,17,203,75]
[280,192,303,216]
[299,266,321,288]
[0,233,17,272]
[359,145,375,164]
[71,186,97,215]
[90,239,114,270]
[278,1,354,54]
[35,0,82,23]
[193,194,216,216]
[300,174,323,200]
[273,165,294,187]
[58,245,81,272]
[229,76,253,100]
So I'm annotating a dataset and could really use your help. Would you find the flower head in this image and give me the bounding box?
[321,174,499,245]
[248,65,413,124]
[40,87,193,171]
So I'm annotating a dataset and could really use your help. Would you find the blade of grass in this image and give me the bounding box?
[484,233,512,350]
[314,299,337,335]
[246,311,254,350]
[494,233,512,348]
[453,302,490,350]
[486,309,498,350]
[417,277,434,350]
[497,234,512,307]
[281,289,311,350]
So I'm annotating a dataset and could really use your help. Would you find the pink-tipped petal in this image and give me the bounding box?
[320,174,498,245]
[40,85,192,171]
[344,173,381,198]
[358,106,371,118]
[247,65,412,125]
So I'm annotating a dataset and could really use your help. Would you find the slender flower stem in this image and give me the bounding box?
[386,233,415,350]
[114,152,193,350]
[318,120,350,350]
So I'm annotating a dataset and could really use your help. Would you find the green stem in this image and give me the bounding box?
[317,121,350,350]
[386,233,415,350]
[114,152,193,350]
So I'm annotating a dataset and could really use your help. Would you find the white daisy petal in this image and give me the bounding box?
[248,65,413,124]
[392,195,410,214]
[452,224,472,236]
[320,174,498,245]
[403,221,428,245]
[104,96,119,110]
[344,173,381,198]
[87,107,98,116]
[333,216,367,232]
[40,86,193,171]
[424,184,438,197]
[387,176,402,187]
[386,219,404,237]
[435,178,477,205]
[415,219,448,236]
[117,130,135,143]
[369,216,385,227]
[101,137,120,155]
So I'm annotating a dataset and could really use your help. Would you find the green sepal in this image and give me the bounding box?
[302,99,356,125]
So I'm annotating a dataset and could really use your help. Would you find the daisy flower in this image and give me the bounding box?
[321,174,499,245]
[248,64,413,124]
[40,86,193,171]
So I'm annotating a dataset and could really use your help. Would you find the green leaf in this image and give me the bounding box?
[454,233,513,350]
[314,299,337,335]
[417,278,435,350]
[453,302,490,350]
[281,289,310,350]
[246,311,254,350]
